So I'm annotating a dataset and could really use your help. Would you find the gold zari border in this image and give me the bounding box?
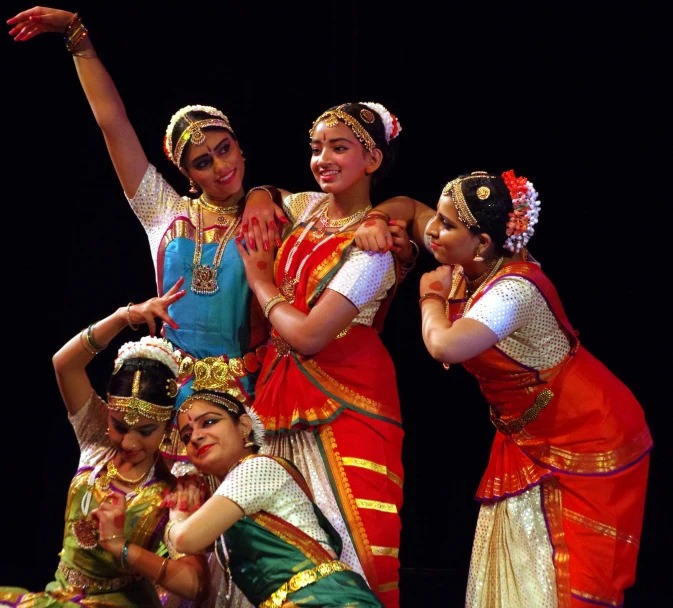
[355,498,397,513]
[342,456,403,489]
[371,545,399,557]
[563,508,640,547]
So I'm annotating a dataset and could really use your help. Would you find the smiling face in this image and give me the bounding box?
[309,120,380,195]
[425,194,481,266]
[177,399,252,479]
[184,129,245,201]
[107,412,167,466]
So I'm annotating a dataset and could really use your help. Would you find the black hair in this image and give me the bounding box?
[456,173,516,257]
[107,357,177,409]
[170,110,238,173]
[320,102,399,189]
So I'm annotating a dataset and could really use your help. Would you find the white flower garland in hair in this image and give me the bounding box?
[245,405,266,448]
[164,104,231,162]
[114,336,182,376]
[359,101,402,142]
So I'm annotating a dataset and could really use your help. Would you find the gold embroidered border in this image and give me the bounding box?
[563,508,640,547]
[478,462,547,498]
[355,499,397,513]
[540,426,653,474]
[378,581,399,592]
[318,424,378,588]
[570,588,621,607]
[250,511,334,566]
[128,482,170,547]
[371,546,399,557]
[342,457,403,489]
[305,238,353,304]
[301,358,390,418]
[542,479,572,608]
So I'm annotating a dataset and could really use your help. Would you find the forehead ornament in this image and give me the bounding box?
[309,104,376,152]
[107,370,173,425]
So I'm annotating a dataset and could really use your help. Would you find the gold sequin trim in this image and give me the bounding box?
[355,498,397,513]
[342,457,403,488]
[57,561,141,592]
[378,581,399,592]
[563,508,640,547]
[371,546,399,557]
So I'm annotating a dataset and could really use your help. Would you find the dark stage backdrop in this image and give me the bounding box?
[3,2,668,605]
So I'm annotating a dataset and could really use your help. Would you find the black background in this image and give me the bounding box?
[3,1,669,605]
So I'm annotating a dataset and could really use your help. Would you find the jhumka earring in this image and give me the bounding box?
[189,179,199,195]
[473,247,484,262]
[242,431,254,449]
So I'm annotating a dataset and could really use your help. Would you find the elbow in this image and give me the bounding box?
[172,528,204,556]
[424,333,459,366]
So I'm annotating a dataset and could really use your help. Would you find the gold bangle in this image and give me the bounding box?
[87,323,107,352]
[263,294,285,319]
[126,303,140,331]
[79,329,98,355]
[154,557,169,584]
[418,293,446,308]
[164,520,188,560]
[245,185,280,205]
[363,210,390,222]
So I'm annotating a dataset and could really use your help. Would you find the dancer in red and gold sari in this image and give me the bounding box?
[358,169,652,607]
[236,102,412,608]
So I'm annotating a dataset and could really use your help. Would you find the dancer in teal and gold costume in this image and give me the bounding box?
[0,284,210,607]
[161,378,383,607]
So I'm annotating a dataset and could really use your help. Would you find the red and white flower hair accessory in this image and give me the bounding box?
[163,104,234,167]
[360,101,402,142]
[502,169,541,253]
[114,336,182,376]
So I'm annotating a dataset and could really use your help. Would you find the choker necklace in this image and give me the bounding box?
[464,259,499,293]
[313,204,371,239]
[198,195,241,216]
[191,207,242,295]
[463,257,505,314]
[279,199,371,302]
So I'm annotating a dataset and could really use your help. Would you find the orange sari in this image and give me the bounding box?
[451,262,652,607]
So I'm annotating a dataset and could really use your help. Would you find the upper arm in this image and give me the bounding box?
[430,317,500,363]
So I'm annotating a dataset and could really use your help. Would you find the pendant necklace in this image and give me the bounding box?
[197,195,241,225]
[279,200,371,303]
[191,206,242,295]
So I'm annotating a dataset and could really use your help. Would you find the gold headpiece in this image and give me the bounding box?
[178,356,246,402]
[107,371,174,425]
[441,171,495,228]
[179,392,242,416]
[164,105,234,168]
[309,104,376,152]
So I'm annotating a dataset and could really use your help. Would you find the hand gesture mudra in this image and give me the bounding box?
[7,6,76,40]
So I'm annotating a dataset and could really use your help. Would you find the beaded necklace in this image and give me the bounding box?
[278,198,371,303]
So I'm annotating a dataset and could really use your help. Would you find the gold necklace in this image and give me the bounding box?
[279,199,371,302]
[191,207,242,295]
[463,257,505,315]
[197,195,241,215]
[313,202,372,239]
[95,460,152,494]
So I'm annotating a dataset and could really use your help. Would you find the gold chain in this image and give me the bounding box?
[462,257,505,315]
[198,195,241,215]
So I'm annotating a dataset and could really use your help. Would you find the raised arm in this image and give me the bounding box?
[8,6,149,197]
[52,278,186,417]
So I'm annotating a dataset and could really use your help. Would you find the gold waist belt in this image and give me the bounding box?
[490,388,554,436]
[57,561,142,592]
[259,560,351,608]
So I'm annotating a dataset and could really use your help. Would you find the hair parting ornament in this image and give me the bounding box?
[163,105,235,168]
[502,169,540,253]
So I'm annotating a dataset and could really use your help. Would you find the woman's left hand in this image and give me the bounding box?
[235,218,276,291]
[241,189,288,251]
[91,492,127,552]
[419,265,454,300]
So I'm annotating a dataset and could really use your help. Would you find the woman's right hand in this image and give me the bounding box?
[127,277,187,337]
[7,6,75,40]
[354,217,393,253]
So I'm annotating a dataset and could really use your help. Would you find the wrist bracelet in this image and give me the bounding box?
[418,293,446,308]
[98,533,125,543]
[126,303,140,331]
[263,294,286,319]
[363,211,390,222]
[246,185,281,206]
[121,540,131,569]
[87,323,106,352]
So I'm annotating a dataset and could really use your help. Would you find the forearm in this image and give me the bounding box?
[421,299,453,362]
[106,539,208,601]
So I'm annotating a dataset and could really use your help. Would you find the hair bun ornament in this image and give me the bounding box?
[501,169,541,253]
[114,336,182,376]
[359,101,402,142]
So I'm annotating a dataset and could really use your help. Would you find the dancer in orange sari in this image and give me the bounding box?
[359,169,652,607]
[236,102,410,607]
